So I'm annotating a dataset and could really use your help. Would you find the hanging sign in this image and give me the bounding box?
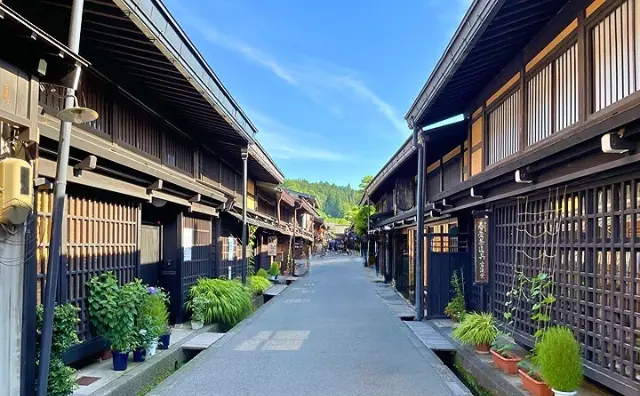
[474,216,489,284]
[183,228,193,261]
[268,236,278,256]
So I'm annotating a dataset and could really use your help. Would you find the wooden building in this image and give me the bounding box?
[4,0,292,368]
[368,0,640,394]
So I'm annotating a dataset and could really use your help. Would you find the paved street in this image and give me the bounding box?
[151,255,465,396]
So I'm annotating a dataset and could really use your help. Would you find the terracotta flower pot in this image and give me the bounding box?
[518,369,553,396]
[490,348,521,374]
[476,343,491,354]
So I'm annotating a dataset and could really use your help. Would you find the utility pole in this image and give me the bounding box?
[414,125,425,321]
[241,147,248,285]
[37,1,85,394]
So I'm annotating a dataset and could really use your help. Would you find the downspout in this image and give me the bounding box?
[414,126,425,321]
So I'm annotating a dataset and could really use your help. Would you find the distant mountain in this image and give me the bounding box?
[282,179,359,222]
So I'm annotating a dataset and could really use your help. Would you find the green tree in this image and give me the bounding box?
[352,205,375,236]
[358,175,374,192]
[281,179,360,221]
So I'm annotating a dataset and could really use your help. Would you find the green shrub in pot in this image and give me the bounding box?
[268,262,281,276]
[536,326,583,395]
[256,268,269,279]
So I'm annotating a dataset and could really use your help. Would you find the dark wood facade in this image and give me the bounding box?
[369,0,640,394]
[0,0,293,372]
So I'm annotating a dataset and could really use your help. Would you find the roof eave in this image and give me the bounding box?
[405,0,504,126]
[115,0,258,141]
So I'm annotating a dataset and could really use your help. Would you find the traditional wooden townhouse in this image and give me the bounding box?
[3,0,290,371]
[284,189,318,265]
[368,0,640,394]
[0,3,94,394]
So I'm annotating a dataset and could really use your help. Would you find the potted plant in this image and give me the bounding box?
[444,271,466,322]
[536,326,583,396]
[518,360,553,396]
[139,286,169,358]
[189,296,207,330]
[268,262,281,277]
[158,325,172,350]
[452,312,498,353]
[113,280,146,369]
[490,336,521,374]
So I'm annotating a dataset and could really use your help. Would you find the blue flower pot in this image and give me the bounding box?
[133,347,146,362]
[158,333,171,350]
[112,351,129,371]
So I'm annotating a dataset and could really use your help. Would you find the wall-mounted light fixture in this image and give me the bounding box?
[602,130,635,154]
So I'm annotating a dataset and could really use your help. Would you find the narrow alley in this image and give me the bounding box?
[150,256,467,396]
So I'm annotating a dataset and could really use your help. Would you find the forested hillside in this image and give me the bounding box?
[282,179,360,223]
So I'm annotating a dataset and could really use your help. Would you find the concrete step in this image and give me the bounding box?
[181,332,225,351]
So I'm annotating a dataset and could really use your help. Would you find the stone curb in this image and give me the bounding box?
[146,280,297,394]
[92,322,223,396]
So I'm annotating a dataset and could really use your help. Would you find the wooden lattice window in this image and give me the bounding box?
[492,180,640,390]
[591,0,640,113]
[488,90,520,164]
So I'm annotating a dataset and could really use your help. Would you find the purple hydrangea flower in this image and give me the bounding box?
[147,286,157,295]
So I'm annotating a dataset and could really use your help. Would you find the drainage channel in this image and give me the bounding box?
[136,346,205,396]
[433,350,494,396]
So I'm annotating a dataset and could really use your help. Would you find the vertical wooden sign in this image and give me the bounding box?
[474,216,489,284]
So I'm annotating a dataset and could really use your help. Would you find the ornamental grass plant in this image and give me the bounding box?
[452,312,498,346]
[247,275,272,295]
[186,278,253,327]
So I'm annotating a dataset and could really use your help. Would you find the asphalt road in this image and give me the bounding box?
[150,255,461,396]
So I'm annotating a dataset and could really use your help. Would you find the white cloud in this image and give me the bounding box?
[246,109,349,162]
[180,13,408,136]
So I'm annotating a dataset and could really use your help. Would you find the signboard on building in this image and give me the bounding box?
[268,236,278,256]
[474,216,489,284]
[183,228,193,261]
[228,237,235,261]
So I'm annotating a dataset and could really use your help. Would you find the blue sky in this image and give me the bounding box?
[165,0,472,187]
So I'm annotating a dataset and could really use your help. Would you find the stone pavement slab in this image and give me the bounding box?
[182,332,225,351]
[150,256,470,396]
[404,321,456,351]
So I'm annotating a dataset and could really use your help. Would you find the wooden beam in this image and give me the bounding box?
[34,177,53,191]
[189,202,218,217]
[577,8,587,122]
[38,119,228,202]
[519,66,526,151]
[73,155,97,177]
[147,179,163,192]
[152,190,190,207]
[433,96,640,202]
[189,193,201,203]
[443,151,640,215]
[38,158,150,201]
